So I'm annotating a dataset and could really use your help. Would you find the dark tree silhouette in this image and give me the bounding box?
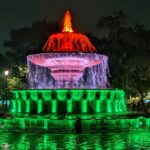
[4,19,59,64]
[96,11,150,101]
[2,19,59,89]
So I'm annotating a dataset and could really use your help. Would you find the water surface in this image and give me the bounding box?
[0,130,150,149]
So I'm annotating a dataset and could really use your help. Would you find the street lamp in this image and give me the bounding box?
[4,70,9,112]
[4,70,9,88]
[4,70,9,76]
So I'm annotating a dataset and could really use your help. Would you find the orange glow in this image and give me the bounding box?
[43,10,96,52]
[62,10,74,32]
[43,32,96,52]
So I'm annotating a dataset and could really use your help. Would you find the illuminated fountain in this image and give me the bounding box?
[27,10,108,89]
[1,10,149,132]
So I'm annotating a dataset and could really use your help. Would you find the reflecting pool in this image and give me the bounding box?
[0,130,150,149]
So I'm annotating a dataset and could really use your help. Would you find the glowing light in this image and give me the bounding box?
[43,33,96,52]
[43,10,96,52]
[4,70,9,76]
[11,89,127,114]
[62,10,74,33]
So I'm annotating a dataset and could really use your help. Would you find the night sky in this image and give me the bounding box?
[0,0,150,52]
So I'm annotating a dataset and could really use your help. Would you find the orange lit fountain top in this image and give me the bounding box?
[62,10,74,33]
[43,10,96,52]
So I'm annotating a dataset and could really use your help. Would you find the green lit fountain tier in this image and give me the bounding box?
[11,89,127,115]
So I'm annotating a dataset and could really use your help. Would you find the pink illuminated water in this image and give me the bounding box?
[27,53,109,89]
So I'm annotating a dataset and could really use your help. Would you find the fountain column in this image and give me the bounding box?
[37,99,43,114]
[17,100,21,113]
[95,99,101,113]
[81,99,88,113]
[95,92,101,113]
[114,99,119,112]
[26,100,30,113]
[51,100,57,113]
[67,99,73,113]
[11,100,17,113]
[106,99,112,113]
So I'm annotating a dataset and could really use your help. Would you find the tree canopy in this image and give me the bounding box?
[4,19,59,64]
[96,11,150,100]
[2,19,59,89]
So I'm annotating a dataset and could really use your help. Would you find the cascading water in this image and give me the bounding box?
[43,10,96,52]
[27,10,110,89]
[27,53,109,89]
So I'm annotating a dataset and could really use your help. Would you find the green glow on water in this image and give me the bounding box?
[0,131,150,149]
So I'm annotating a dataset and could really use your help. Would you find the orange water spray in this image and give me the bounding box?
[43,10,96,52]
[62,10,74,32]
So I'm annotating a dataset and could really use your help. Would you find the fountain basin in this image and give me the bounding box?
[27,53,106,82]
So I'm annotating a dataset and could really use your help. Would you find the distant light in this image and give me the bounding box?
[0,100,10,105]
[4,70,9,76]
[144,100,150,103]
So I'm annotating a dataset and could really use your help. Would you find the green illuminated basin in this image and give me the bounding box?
[1,89,150,132]
[10,89,127,116]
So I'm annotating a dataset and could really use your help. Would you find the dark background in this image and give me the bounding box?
[0,0,150,52]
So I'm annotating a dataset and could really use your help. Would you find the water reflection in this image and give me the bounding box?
[0,130,150,149]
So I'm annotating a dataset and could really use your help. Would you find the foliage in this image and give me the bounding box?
[7,65,28,89]
[4,19,59,64]
[96,11,150,100]
[1,20,59,89]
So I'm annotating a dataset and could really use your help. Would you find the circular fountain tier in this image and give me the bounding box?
[27,53,105,81]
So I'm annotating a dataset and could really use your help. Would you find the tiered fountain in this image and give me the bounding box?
[0,10,149,132]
